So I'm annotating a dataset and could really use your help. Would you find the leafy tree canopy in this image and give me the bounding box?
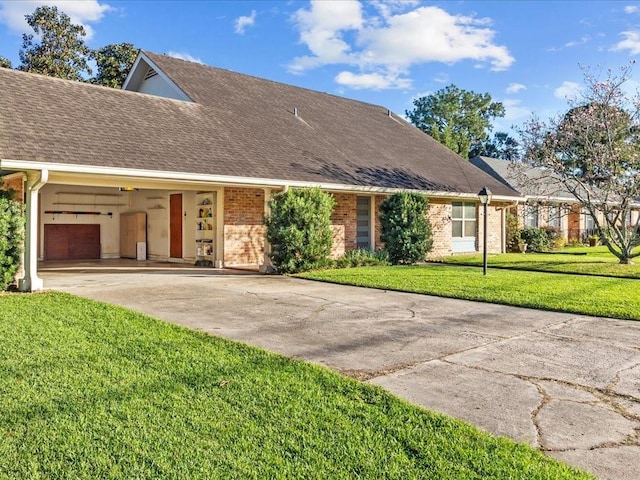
[91,42,139,88]
[406,84,505,158]
[517,64,640,264]
[470,131,521,160]
[19,5,91,80]
[0,56,11,69]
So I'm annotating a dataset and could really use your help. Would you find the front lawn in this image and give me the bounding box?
[0,292,590,479]
[440,246,640,278]
[299,264,640,321]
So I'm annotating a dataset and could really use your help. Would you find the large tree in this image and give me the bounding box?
[517,65,640,264]
[470,131,520,160]
[406,84,505,158]
[19,5,91,80]
[91,42,139,88]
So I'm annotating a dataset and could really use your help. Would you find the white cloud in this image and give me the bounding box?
[554,81,581,100]
[0,0,111,39]
[433,72,449,84]
[564,35,590,48]
[289,0,363,73]
[335,70,411,90]
[624,5,639,14]
[369,0,418,21]
[357,7,513,71]
[289,1,514,90]
[167,51,203,64]
[613,30,640,54]
[234,9,256,35]
[548,35,590,52]
[506,83,526,94]
[502,98,531,121]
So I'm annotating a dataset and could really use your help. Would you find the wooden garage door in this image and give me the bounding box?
[44,224,101,260]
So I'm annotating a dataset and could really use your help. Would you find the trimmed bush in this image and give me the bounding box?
[0,191,24,290]
[380,192,433,265]
[335,248,389,268]
[505,211,523,252]
[265,188,335,273]
[520,227,557,252]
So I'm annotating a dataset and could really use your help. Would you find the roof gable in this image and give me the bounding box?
[123,52,191,102]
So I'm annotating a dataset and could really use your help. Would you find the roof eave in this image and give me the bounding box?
[0,159,522,201]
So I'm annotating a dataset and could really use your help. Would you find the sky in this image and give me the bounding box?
[2,0,640,135]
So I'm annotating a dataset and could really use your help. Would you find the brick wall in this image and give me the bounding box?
[330,193,357,257]
[427,200,506,258]
[374,195,385,249]
[426,200,452,258]
[221,187,508,265]
[477,204,504,254]
[223,187,265,266]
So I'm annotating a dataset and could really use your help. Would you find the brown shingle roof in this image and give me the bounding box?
[0,55,519,197]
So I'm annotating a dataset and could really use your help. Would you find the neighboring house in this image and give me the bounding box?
[0,51,520,291]
[471,155,640,243]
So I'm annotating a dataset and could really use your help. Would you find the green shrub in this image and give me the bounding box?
[505,210,522,252]
[335,248,389,268]
[380,192,433,265]
[0,191,24,290]
[520,227,554,252]
[265,188,335,273]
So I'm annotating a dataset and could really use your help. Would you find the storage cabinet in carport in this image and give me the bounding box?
[120,212,147,259]
[44,224,101,260]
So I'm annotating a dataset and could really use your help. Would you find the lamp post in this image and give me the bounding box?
[478,187,492,276]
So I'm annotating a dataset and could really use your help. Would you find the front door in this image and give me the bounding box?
[169,193,183,258]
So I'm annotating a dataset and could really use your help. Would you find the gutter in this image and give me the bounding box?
[0,159,523,202]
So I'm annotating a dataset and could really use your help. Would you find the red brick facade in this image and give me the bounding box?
[477,204,504,255]
[374,195,385,249]
[223,187,265,266]
[330,193,357,257]
[427,200,452,257]
[217,186,508,266]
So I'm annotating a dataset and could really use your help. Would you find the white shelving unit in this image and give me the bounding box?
[195,192,215,266]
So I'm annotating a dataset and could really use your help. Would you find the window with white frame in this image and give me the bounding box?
[547,205,561,229]
[524,205,539,227]
[583,210,595,231]
[451,202,477,238]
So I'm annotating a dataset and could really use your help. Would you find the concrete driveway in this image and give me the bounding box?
[42,263,640,480]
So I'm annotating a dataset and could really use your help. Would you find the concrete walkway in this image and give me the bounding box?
[42,264,640,480]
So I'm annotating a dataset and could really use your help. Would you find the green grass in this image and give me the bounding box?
[0,292,590,479]
[299,264,640,321]
[440,246,640,278]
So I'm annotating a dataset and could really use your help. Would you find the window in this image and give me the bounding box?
[547,205,561,229]
[451,202,477,238]
[524,205,539,228]
[583,210,595,231]
[356,196,371,249]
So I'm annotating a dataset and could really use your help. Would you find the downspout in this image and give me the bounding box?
[20,169,48,292]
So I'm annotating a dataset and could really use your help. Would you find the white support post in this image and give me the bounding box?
[20,170,48,292]
[215,188,224,268]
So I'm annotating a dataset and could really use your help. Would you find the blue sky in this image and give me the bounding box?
[2,1,640,134]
